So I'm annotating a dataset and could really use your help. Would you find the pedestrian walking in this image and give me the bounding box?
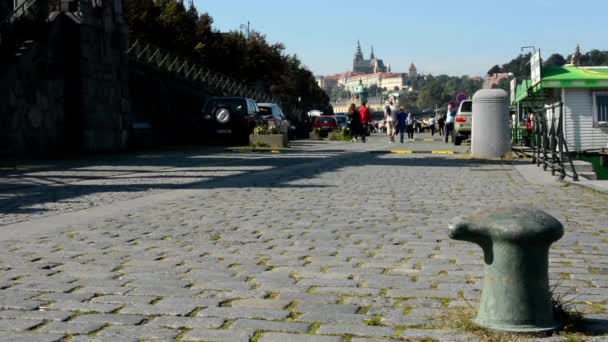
[438,115,445,136]
[525,108,534,146]
[397,107,407,143]
[359,101,371,143]
[428,116,436,136]
[406,112,415,141]
[445,104,456,143]
[347,103,360,142]
[384,101,398,143]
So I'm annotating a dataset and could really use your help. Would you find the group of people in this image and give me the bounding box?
[345,101,459,144]
[346,102,372,143]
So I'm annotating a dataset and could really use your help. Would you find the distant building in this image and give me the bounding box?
[344,72,407,92]
[409,63,418,80]
[353,41,387,74]
[484,73,511,89]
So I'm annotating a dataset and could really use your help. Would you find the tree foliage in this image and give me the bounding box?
[123,0,329,110]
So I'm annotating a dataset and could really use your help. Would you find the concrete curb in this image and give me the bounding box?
[369,150,457,155]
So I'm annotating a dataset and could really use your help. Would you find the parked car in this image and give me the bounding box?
[334,114,349,130]
[313,115,338,137]
[257,103,294,138]
[454,100,472,146]
[202,97,259,145]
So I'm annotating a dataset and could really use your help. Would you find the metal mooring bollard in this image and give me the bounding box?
[448,207,564,334]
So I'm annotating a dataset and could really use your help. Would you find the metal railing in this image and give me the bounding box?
[126,39,278,104]
[528,102,579,181]
[2,0,42,26]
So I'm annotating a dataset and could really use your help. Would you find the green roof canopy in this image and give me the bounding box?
[542,66,608,88]
[514,66,608,104]
[515,80,532,103]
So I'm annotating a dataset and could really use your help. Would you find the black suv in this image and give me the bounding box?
[202,97,260,145]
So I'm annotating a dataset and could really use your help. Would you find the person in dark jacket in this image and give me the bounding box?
[347,103,360,142]
[397,108,408,143]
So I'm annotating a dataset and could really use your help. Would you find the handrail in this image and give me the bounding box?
[1,0,41,26]
[126,39,279,104]
[526,102,578,180]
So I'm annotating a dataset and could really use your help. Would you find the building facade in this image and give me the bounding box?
[353,41,387,74]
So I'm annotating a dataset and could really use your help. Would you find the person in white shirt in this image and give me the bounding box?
[428,117,436,136]
[384,101,398,143]
[445,103,457,143]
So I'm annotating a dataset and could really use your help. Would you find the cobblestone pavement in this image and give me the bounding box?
[0,134,607,341]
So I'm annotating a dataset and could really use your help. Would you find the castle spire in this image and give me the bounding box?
[370,46,375,59]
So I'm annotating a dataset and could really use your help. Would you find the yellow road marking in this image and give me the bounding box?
[390,150,413,154]
[432,151,454,154]
[423,139,435,142]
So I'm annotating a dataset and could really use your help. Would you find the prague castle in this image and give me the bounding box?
[316,42,419,94]
[353,41,387,74]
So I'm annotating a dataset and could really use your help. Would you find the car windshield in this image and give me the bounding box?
[336,116,347,124]
[205,99,245,115]
[460,101,472,112]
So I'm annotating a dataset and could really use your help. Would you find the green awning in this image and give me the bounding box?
[515,79,533,103]
[541,66,608,88]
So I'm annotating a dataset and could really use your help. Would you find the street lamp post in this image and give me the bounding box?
[240,21,250,40]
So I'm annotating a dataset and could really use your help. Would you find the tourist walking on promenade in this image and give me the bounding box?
[428,116,436,136]
[397,107,407,143]
[347,103,360,142]
[405,112,415,141]
[445,104,456,143]
[438,115,445,136]
[359,101,371,143]
[384,100,398,143]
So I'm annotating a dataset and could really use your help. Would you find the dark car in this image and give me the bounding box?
[202,97,259,145]
[313,115,338,137]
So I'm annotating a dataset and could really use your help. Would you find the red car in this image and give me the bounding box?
[313,116,338,137]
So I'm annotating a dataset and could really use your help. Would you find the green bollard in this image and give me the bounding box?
[449,207,564,334]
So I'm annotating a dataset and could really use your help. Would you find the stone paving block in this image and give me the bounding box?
[0,298,42,310]
[39,321,105,335]
[296,302,360,314]
[259,332,342,342]
[96,325,179,340]
[0,309,73,321]
[181,328,253,342]
[0,318,44,331]
[154,297,222,308]
[10,282,77,293]
[229,298,291,310]
[399,328,477,341]
[196,307,290,320]
[277,293,339,304]
[0,331,64,342]
[74,286,131,295]
[145,316,225,329]
[70,313,145,326]
[232,318,310,333]
[33,292,94,303]
[297,312,366,324]
[45,301,121,313]
[119,303,198,316]
[317,323,394,337]
[90,295,157,305]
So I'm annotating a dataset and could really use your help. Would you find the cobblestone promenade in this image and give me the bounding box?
[0,134,606,341]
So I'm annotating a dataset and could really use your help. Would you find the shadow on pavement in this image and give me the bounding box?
[0,148,526,218]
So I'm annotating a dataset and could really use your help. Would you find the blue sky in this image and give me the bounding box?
[193,0,606,77]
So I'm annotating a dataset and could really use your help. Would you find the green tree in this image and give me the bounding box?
[543,53,566,67]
